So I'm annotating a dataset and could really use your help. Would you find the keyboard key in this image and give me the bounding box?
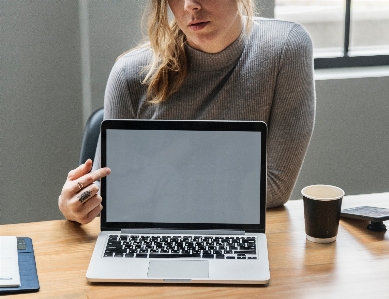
[234,250,256,254]
[104,235,258,260]
[106,245,122,251]
[109,248,127,254]
[149,253,201,258]
[202,254,214,259]
[107,241,122,246]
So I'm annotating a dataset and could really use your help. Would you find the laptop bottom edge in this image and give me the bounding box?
[86,231,270,285]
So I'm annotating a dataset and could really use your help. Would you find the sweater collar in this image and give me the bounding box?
[185,30,246,72]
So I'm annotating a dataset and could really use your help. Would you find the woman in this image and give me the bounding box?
[59,0,315,224]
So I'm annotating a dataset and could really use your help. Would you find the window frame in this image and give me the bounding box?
[314,55,389,69]
[303,0,389,69]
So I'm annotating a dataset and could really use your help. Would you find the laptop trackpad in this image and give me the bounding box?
[148,260,209,279]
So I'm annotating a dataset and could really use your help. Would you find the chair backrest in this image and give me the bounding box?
[79,107,104,165]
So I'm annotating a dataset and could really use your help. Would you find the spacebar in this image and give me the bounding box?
[149,253,201,258]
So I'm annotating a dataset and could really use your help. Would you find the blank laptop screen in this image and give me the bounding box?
[105,128,262,225]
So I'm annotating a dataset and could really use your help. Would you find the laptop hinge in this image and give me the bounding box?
[120,229,246,235]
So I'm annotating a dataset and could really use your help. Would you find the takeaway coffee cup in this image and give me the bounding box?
[302,185,345,243]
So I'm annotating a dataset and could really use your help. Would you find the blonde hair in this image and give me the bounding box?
[143,0,256,103]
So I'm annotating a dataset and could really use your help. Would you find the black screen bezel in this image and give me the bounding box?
[100,119,267,233]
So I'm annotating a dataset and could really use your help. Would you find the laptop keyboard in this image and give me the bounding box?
[103,235,257,259]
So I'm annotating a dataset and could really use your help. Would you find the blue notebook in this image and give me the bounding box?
[0,237,40,294]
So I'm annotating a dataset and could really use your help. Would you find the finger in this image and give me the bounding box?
[66,184,99,211]
[76,186,99,205]
[82,194,102,213]
[74,167,111,193]
[67,159,93,181]
[77,195,103,224]
[82,204,103,225]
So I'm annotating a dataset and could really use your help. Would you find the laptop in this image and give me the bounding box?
[86,119,270,284]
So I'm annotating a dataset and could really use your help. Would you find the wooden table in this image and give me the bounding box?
[1,193,388,298]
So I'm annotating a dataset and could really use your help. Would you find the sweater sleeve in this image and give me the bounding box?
[266,24,316,208]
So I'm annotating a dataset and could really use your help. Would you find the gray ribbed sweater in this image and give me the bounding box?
[93,18,316,208]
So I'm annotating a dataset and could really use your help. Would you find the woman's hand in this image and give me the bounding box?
[58,159,111,224]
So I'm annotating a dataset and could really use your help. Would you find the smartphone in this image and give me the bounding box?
[341,206,389,222]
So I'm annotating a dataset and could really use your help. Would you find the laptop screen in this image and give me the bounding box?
[101,120,267,232]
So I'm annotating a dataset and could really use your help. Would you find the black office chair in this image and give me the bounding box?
[79,107,104,165]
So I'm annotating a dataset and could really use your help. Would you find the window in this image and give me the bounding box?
[274,0,389,68]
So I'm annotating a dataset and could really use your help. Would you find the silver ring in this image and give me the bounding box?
[77,182,84,191]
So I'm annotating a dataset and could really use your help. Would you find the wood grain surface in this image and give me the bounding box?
[1,193,388,299]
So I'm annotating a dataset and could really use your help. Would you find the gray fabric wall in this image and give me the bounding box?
[291,75,389,201]
[1,0,147,224]
[1,0,388,224]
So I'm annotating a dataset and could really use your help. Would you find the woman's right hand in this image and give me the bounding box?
[58,159,111,224]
